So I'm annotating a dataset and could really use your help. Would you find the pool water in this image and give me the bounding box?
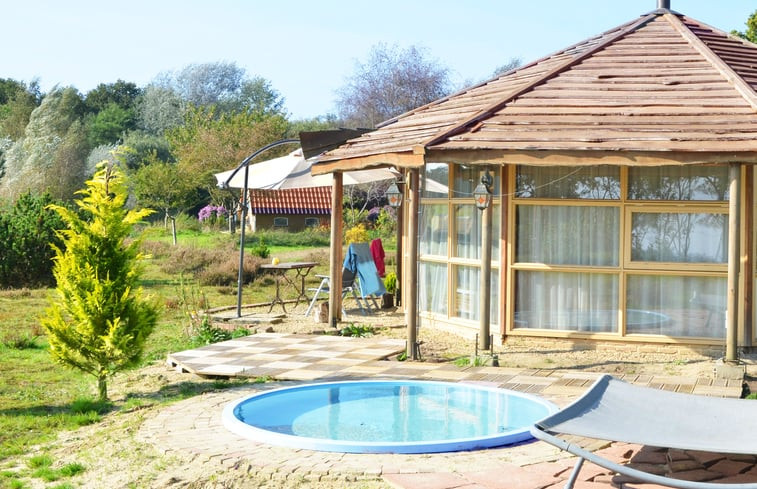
[222,380,557,453]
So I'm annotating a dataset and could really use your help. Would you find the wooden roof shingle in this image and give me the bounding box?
[314,8,757,172]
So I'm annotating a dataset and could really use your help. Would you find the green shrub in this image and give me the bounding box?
[247,229,330,248]
[0,193,67,288]
[191,317,232,346]
[250,237,270,258]
[384,272,398,295]
[339,324,374,337]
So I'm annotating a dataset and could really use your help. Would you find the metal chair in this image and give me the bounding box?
[304,268,368,318]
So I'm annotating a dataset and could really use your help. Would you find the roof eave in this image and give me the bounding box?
[311,149,426,175]
[426,147,757,166]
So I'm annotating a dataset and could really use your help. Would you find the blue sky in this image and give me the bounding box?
[3,1,754,119]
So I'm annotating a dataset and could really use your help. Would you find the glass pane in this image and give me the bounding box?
[419,204,448,256]
[515,166,619,199]
[492,205,500,260]
[626,275,726,338]
[452,267,499,325]
[453,204,501,261]
[490,268,499,326]
[514,271,618,332]
[455,265,479,321]
[419,261,448,315]
[516,205,619,266]
[422,163,449,198]
[455,166,500,198]
[631,212,727,263]
[454,205,480,259]
[628,166,729,201]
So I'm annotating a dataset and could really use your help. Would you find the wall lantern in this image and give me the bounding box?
[385,180,403,208]
[473,170,493,210]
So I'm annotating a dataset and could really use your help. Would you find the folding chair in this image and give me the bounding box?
[343,243,387,312]
[304,268,368,318]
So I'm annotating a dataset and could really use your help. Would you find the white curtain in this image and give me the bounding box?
[515,271,618,332]
[517,205,619,266]
[419,262,447,315]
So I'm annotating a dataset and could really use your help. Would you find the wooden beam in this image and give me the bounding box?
[311,152,425,174]
[426,148,757,166]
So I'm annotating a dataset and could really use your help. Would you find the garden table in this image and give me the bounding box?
[259,261,318,313]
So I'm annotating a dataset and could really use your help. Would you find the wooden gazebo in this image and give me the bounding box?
[312,2,757,361]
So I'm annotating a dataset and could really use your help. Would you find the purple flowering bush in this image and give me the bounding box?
[198,204,227,229]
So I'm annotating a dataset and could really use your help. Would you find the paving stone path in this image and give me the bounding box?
[140,333,749,488]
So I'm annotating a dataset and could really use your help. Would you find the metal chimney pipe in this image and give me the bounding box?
[658,0,670,9]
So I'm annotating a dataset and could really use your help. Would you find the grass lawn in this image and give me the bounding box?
[0,226,376,488]
[0,222,397,488]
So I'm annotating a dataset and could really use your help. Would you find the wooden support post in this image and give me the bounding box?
[479,199,493,351]
[406,169,420,360]
[726,163,741,363]
[329,173,344,328]
[395,170,405,308]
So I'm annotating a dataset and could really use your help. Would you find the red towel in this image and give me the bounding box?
[370,238,386,278]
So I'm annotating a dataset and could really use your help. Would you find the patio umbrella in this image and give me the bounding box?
[214,149,398,190]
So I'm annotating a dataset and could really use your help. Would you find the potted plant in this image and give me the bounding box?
[382,272,397,309]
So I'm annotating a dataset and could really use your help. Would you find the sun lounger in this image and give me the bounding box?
[531,374,757,489]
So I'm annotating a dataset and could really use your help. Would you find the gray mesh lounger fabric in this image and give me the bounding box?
[531,374,757,489]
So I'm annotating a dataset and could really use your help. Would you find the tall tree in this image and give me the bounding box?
[43,163,157,401]
[167,106,289,203]
[491,57,523,77]
[335,43,452,128]
[84,80,141,114]
[135,84,187,135]
[161,61,245,108]
[132,157,199,233]
[0,78,40,140]
[732,9,757,43]
[154,61,286,116]
[87,102,136,146]
[0,87,89,201]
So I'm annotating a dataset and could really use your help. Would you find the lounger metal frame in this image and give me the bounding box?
[531,374,757,489]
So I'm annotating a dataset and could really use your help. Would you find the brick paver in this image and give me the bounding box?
[146,333,753,488]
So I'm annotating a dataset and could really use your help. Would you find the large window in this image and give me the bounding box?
[515,271,618,333]
[517,205,619,266]
[512,165,727,340]
[516,166,620,199]
[626,275,726,338]
[419,164,499,325]
[628,166,729,201]
[629,211,727,264]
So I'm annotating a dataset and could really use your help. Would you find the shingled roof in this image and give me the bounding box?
[313,7,757,173]
[249,187,331,215]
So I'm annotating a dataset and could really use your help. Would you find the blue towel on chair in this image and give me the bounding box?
[343,243,386,296]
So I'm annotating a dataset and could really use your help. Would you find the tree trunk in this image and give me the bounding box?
[97,374,108,401]
[171,216,177,246]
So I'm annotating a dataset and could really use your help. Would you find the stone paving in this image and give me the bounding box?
[143,333,753,488]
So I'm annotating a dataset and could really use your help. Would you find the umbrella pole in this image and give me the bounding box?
[236,164,250,318]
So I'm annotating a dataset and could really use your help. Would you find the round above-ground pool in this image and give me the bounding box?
[222,380,557,454]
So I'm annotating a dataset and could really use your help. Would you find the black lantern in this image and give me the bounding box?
[473,170,493,210]
[385,180,403,208]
